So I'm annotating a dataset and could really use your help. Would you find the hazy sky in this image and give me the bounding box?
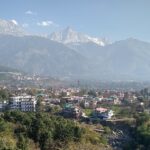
[0,0,150,41]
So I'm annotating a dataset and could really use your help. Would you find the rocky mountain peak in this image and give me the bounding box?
[0,19,26,36]
[49,27,108,46]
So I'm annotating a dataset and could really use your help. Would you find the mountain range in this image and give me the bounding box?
[0,19,150,81]
[0,19,26,36]
[49,26,109,46]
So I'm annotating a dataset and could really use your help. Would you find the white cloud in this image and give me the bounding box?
[11,19,18,25]
[25,10,36,15]
[37,20,59,27]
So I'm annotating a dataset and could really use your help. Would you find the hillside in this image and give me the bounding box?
[0,111,109,150]
[0,65,20,73]
[0,65,22,80]
[0,34,90,78]
[0,25,150,80]
[98,38,150,80]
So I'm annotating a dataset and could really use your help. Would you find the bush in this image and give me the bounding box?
[2,111,108,150]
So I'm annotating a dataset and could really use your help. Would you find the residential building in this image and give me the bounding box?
[94,107,114,120]
[9,95,36,112]
[62,104,82,119]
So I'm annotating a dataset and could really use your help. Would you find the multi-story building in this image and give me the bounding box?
[9,95,36,112]
[62,104,82,119]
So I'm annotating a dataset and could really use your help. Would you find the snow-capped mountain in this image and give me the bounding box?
[49,27,109,46]
[0,19,26,36]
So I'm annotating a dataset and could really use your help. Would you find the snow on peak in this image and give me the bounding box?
[0,19,26,36]
[49,27,109,46]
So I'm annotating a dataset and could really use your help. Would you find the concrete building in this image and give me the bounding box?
[62,104,82,119]
[94,107,114,120]
[9,95,36,112]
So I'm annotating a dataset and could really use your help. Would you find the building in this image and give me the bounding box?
[83,100,90,108]
[9,95,36,112]
[62,104,82,119]
[0,101,8,111]
[101,96,121,105]
[94,107,114,120]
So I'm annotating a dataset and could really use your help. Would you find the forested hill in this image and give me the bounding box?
[0,111,109,150]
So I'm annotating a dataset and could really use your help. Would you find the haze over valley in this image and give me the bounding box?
[1,1,150,150]
[0,19,150,81]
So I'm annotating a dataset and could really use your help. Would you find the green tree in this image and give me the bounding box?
[0,89,9,101]
[59,91,67,98]
[88,90,97,97]
[36,96,44,112]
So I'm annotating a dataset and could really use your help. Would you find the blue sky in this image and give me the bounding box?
[0,0,150,41]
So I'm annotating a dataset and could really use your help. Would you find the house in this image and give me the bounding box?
[82,99,97,109]
[110,95,121,105]
[101,95,121,105]
[83,100,90,108]
[62,104,82,119]
[123,92,137,103]
[94,107,114,120]
[89,100,97,108]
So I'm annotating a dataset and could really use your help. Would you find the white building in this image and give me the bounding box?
[9,95,36,112]
[94,107,114,120]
